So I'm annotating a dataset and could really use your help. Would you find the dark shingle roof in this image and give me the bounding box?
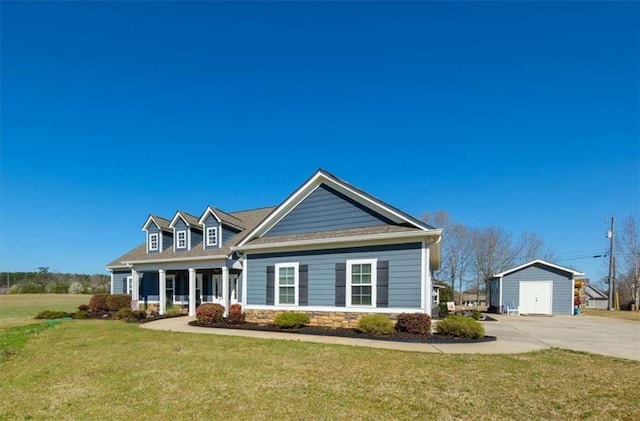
[244,225,422,245]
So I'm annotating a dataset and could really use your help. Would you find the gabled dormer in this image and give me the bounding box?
[169,211,202,252]
[141,215,172,254]
[199,206,245,249]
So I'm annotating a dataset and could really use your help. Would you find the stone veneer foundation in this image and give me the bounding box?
[244,309,401,329]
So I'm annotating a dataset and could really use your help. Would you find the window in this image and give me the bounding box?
[177,230,187,249]
[149,233,159,251]
[126,276,133,295]
[206,227,218,246]
[346,259,377,307]
[276,262,299,306]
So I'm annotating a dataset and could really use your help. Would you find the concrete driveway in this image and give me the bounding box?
[485,314,640,361]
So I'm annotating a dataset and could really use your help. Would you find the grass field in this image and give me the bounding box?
[583,308,640,322]
[0,294,89,328]
[0,321,638,420]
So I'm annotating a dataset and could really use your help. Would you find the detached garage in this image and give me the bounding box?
[488,259,585,315]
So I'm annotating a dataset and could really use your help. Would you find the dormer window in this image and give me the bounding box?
[149,233,159,251]
[177,230,187,249]
[206,227,218,247]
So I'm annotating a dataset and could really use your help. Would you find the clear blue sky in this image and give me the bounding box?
[1,1,638,283]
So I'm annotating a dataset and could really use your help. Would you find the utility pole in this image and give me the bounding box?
[607,216,615,311]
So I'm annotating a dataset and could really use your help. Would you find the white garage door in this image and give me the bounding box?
[519,281,552,314]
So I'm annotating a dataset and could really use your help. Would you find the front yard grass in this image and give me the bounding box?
[0,294,89,328]
[583,308,640,322]
[1,320,638,420]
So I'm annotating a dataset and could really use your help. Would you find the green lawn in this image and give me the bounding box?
[1,320,638,420]
[0,294,89,327]
[583,308,640,322]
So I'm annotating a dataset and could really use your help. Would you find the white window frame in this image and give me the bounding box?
[275,262,299,306]
[149,233,159,251]
[346,258,377,308]
[177,230,187,249]
[126,276,133,295]
[206,227,218,247]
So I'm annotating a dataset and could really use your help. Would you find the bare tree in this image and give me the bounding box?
[616,215,640,308]
[471,226,516,301]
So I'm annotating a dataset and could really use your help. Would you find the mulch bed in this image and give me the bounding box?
[188,321,497,344]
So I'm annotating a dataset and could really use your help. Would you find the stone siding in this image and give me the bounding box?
[245,309,400,328]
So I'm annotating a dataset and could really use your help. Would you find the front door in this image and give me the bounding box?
[519,281,552,314]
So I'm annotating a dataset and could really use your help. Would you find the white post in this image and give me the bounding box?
[109,271,115,294]
[159,269,166,315]
[188,268,196,316]
[131,269,140,302]
[222,266,229,317]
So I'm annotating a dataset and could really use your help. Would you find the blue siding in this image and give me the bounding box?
[162,231,173,251]
[140,272,159,301]
[246,243,422,308]
[501,264,573,315]
[174,219,188,251]
[203,215,219,250]
[191,229,203,249]
[112,271,130,294]
[221,226,238,245]
[264,184,394,237]
[147,223,160,254]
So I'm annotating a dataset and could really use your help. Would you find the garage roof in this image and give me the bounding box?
[493,259,585,278]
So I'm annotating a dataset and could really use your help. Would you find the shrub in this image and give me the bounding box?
[35,310,72,320]
[106,294,132,311]
[131,310,147,321]
[72,310,89,319]
[357,314,394,335]
[395,313,432,335]
[114,308,133,320]
[20,283,45,294]
[196,303,225,324]
[435,315,485,338]
[8,284,22,294]
[227,303,246,325]
[165,306,184,317]
[472,311,483,320]
[274,312,310,329]
[68,281,85,294]
[89,293,110,312]
[78,304,90,311]
[438,302,449,317]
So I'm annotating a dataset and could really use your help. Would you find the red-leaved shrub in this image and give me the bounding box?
[106,294,132,311]
[89,293,110,312]
[196,303,225,324]
[395,313,432,335]
[227,303,246,325]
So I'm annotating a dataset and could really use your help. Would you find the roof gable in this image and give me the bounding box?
[237,169,433,247]
[169,211,200,229]
[493,259,585,278]
[141,215,171,232]
[198,206,246,230]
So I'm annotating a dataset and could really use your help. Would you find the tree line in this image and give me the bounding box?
[1,267,110,294]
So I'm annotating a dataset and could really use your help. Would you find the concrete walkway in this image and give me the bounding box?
[141,314,639,360]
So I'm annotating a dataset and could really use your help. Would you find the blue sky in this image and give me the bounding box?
[1,1,638,283]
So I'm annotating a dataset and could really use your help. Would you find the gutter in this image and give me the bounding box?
[121,254,229,265]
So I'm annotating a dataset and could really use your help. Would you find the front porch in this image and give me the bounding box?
[130,266,242,316]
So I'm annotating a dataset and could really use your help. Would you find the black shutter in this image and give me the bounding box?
[376,261,389,307]
[335,263,346,307]
[266,266,275,305]
[123,278,127,294]
[299,265,308,306]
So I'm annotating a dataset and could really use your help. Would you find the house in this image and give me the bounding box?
[106,169,443,327]
[487,259,585,315]
[584,283,608,309]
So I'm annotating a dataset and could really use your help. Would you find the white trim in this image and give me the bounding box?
[493,259,584,278]
[126,275,133,295]
[245,305,424,314]
[159,269,166,315]
[187,229,192,251]
[420,241,426,311]
[275,262,299,306]
[241,256,248,308]
[346,258,377,308]
[149,233,159,251]
[188,268,196,316]
[176,230,187,250]
[206,226,218,247]
[159,232,163,252]
[121,254,228,265]
[169,212,191,229]
[499,277,503,313]
[110,271,115,294]
[141,215,162,232]
[198,206,221,225]
[233,230,442,252]
[236,170,433,247]
[222,267,229,317]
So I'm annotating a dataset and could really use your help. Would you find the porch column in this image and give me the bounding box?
[159,269,166,315]
[222,266,229,317]
[131,269,140,302]
[109,271,114,294]
[188,268,196,316]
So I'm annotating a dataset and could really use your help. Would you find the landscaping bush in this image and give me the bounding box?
[72,310,89,319]
[114,308,133,320]
[438,302,449,317]
[395,313,432,335]
[165,306,184,317]
[274,312,310,329]
[357,314,394,335]
[78,304,90,311]
[131,310,147,321]
[35,310,72,320]
[227,303,246,325]
[196,303,225,324]
[106,294,132,311]
[472,311,483,320]
[89,293,110,312]
[435,315,485,338]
